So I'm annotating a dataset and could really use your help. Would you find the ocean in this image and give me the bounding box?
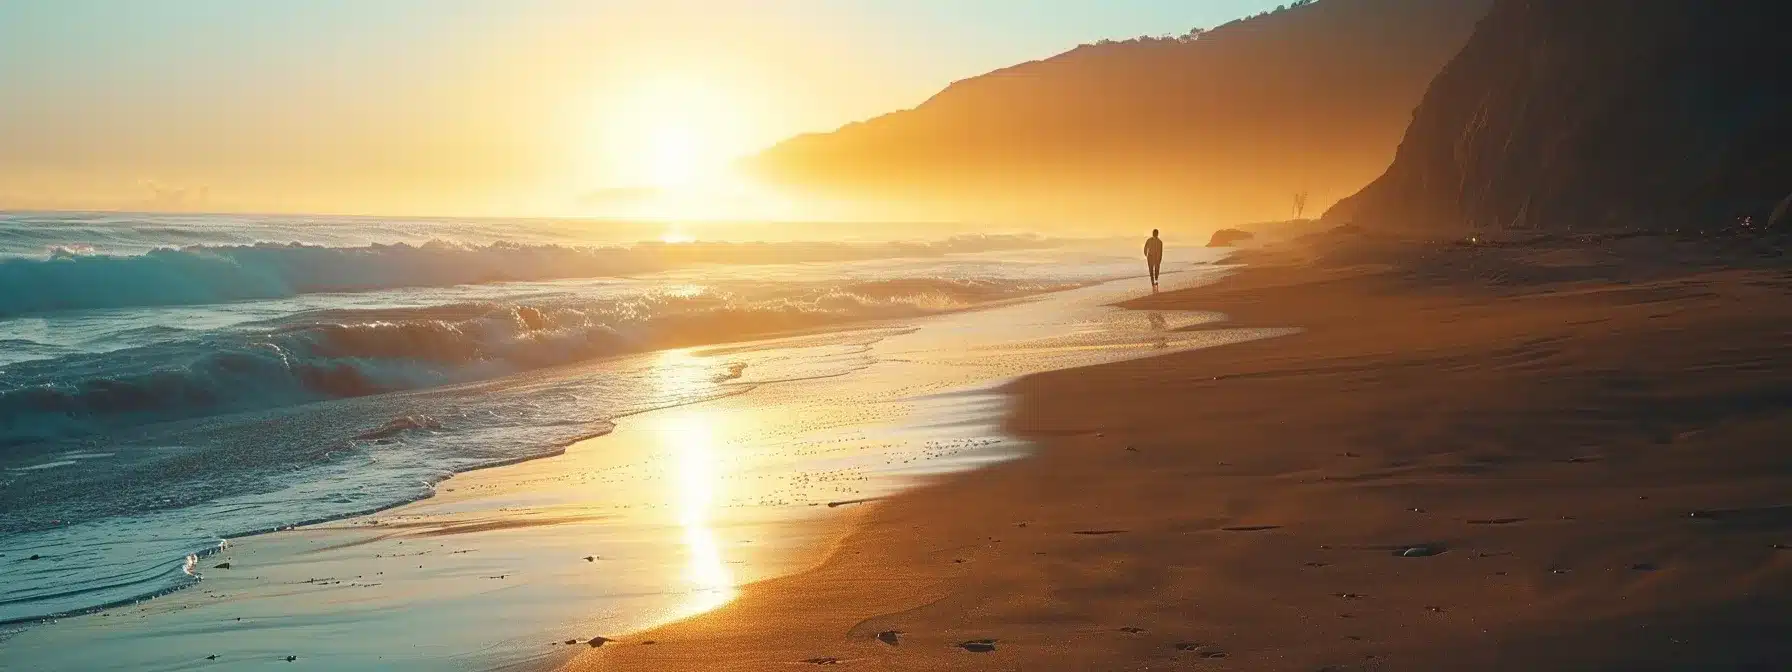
[0,211,1191,628]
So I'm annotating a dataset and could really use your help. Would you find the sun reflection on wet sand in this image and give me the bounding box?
[0,263,1299,670]
[651,351,738,617]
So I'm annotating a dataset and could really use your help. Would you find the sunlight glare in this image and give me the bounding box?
[646,124,702,188]
[578,75,801,221]
[606,77,738,190]
[649,350,737,616]
[667,409,736,614]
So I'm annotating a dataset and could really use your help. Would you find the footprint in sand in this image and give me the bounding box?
[1175,643,1228,658]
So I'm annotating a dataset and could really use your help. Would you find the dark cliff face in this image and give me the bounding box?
[1327,1,1792,233]
[745,0,1493,229]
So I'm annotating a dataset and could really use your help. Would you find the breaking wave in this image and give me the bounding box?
[0,277,1076,443]
[0,235,1060,317]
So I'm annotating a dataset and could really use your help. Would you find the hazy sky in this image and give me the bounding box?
[0,0,1288,217]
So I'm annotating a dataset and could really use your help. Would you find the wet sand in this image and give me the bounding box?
[3,250,1294,670]
[568,233,1792,670]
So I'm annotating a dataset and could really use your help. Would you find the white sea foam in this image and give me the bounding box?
[0,212,1171,626]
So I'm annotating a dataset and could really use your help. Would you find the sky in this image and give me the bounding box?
[0,0,1289,218]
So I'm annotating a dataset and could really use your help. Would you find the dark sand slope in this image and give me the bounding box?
[568,234,1792,671]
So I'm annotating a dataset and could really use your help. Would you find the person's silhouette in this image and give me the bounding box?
[1143,229,1164,286]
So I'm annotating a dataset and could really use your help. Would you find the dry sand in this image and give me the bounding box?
[566,233,1791,671]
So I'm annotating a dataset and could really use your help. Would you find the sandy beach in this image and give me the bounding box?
[9,1,1790,670]
[567,232,1792,671]
[3,246,1294,670]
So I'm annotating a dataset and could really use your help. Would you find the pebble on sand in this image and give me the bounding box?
[214,562,232,569]
[876,630,902,645]
[587,636,615,648]
[959,639,997,652]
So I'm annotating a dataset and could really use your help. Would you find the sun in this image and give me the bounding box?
[645,124,702,188]
[580,75,785,220]
[600,77,741,191]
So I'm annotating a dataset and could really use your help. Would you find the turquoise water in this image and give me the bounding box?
[0,212,1185,627]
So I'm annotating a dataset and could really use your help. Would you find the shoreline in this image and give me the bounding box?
[566,233,1791,671]
[0,267,1126,633]
[2,259,1266,670]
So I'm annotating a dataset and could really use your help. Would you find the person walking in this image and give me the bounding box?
[1144,229,1164,286]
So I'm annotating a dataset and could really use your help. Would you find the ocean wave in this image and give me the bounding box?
[0,235,1060,317]
[0,277,1076,443]
[353,414,445,442]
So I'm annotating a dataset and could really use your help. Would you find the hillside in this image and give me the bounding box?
[1326,1,1792,233]
[744,0,1494,229]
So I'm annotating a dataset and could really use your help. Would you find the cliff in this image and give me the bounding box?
[1327,1,1792,233]
[745,0,1494,229]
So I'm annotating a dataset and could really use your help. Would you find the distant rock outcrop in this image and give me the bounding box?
[1326,1,1792,233]
[745,0,1493,229]
[1207,229,1255,247]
